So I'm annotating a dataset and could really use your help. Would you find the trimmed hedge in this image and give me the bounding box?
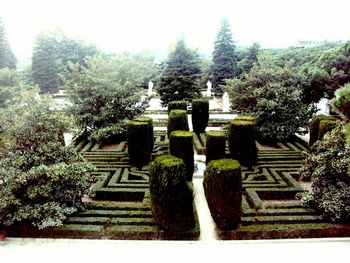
[169,131,194,181]
[149,155,195,232]
[168,101,187,114]
[203,159,242,230]
[127,121,150,169]
[309,114,337,147]
[228,119,257,168]
[192,98,209,134]
[133,115,154,153]
[206,131,226,164]
[318,119,338,141]
[235,115,256,122]
[167,109,189,138]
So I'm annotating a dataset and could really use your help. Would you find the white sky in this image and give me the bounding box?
[1,0,350,57]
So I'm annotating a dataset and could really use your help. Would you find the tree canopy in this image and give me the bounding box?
[0,17,16,69]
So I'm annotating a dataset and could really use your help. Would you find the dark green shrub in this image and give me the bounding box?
[127,121,150,169]
[228,120,257,168]
[167,109,189,138]
[206,131,226,164]
[133,115,154,153]
[318,119,338,141]
[309,114,337,147]
[169,131,194,181]
[168,100,187,114]
[203,159,242,230]
[235,115,255,122]
[331,83,350,120]
[149,155,195,232]
[191,98,209,134]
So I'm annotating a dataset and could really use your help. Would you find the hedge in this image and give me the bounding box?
[191,98,209,134]
[149,155,195,232]
[228,119,257,168]
[309,114,337,147]
[133,115,154,154]
[127,121,150,169]
[167,109,189,138]
[169,131,194,181]
[318,119,338,141]
[235,115,256,122]
[206,131,226,164]
[168,101,187,114]
[203,159,242,230]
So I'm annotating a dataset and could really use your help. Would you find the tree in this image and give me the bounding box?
[158,39,202,105]
[0,68,25,107]
[237,42,261,77]
[0,17,16,69]
[212,18,237,95]
[65,54,153,143]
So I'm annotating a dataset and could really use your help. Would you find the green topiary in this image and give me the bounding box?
[228,119,257,168]
[127,121,150,169]
[309,114,337,147]
[168,100,187,114]
[169,131,194,181]
[235,115,255,122]
[133,115,154,154]
[149,155,195,232]
[205,131,226,164]
[203,159,242,230]
[167,109,189,138]
[191,98,209,134]
[318,119,339,141]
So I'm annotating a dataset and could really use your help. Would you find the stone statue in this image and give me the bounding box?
[148,80,154,96]
[206,80,212,97]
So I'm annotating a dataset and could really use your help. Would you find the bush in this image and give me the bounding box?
[127,121,150,169]
[318,119,338,141]
[89,121,128,144]
[191,98,209,134]
[331,83,350,120]
[228,120,257,168]
[235,115,255,122]
[0,90,94,229]
[309,114,337,147]
[167,109,189,138]
[206,131,226,165]
[169,131,194,181]
[203,159,242,230]
[149,155,195,232]
[299,124,350,221]
[168,100,187,114]
[133,115,154,153]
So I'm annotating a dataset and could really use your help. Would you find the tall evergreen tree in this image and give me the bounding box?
[158,39,201,105]
[212,18,237,95]
[0,17,16,69]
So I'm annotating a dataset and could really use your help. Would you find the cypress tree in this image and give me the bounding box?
[0,17,16,69]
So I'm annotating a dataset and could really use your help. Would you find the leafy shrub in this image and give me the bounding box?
[168,101,187,114]
[203,159,242,230]
[331,83,350,120]
[299,124,350,221]
[191,98,209,134]
[169,131,194,181]
[318,119,338,141]
[228,120,257,168]
[167,109,189,138]
[0,90,94,229]
[205,131,226,164]
[127,121,150,169]
[308,114,337,147]
[133,115,154,153]
[149,155,195,232]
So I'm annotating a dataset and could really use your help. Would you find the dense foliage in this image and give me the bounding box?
[226,56,316,140]
[0,90,94,228]
[0,68,26,107]
[158,39,201,105]
[0,17,16,69]
[331,83,350,120]
[65,54,154,143]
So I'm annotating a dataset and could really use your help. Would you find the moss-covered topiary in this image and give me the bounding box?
[168,100,187,114]
[191,98,209,134]
[203,159,242,230]
[318,119,339,141]
[169,131,194,181]
[149,155,195,232]
[133,115,154,153]
[228,120,257,168]
[309,114,337,147]
[206,131,226,164]
[167,109,189,138]
[127,121,150,169]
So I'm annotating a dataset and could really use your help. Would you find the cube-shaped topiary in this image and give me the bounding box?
[127,121,150,169]
[149,155,195,232]
[168,100,187,114]
[206,131,226,164]
[318,119,339,141]
[133,115,154,153]
[169,131,194,181]
[167,109,189,138]
[309,114,337,147]
[228,120,257,168]
[191,98,209,134]
[203,159,242,230]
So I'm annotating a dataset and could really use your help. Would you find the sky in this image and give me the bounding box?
[1,0,350,58]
